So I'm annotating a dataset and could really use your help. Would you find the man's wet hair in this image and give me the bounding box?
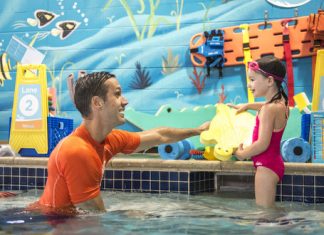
[74,72,115,117]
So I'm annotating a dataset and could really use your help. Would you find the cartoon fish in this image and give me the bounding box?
[0,53,11,86]
[51,21,80,40]
[27,9,59,28]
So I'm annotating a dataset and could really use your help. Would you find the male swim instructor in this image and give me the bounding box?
[34,72,209,213]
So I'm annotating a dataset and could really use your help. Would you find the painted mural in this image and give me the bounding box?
[0,0,321,140]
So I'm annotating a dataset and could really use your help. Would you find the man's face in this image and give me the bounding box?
[103,78,128,126]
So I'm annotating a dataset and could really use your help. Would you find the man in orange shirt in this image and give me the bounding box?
[31,72,209,213]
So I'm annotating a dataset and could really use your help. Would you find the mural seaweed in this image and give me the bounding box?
[170,0,184,31]
[103,0,170,40]
[161,48,180,75]
[129,61,152,89]
[47,59,74,116]
[115,53,126,65]
[189,66,207,94]
[199,0,216,31]
[217,84,227,103]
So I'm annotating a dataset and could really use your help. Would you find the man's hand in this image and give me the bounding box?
[198,121,210,133]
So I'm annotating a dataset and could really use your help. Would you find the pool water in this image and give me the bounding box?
[0,190,324,234]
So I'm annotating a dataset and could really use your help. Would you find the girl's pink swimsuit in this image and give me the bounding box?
[251,116,285,181]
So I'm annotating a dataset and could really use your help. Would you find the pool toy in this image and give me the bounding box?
[311,112,324,163]
[189,29,225,77]
[311,50,324,111]
[300,113,311,141]
[293,92,311,114]
[200,103,255,161]
[158,139,194,160]
[239,24,254,103]
[281,137,311,163]
[281,18,295,106]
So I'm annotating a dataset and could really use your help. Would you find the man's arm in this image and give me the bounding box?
[75,194,105,212]
[134,122,210,152]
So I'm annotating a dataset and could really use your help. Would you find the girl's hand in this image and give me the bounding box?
[227,103,249,114]
[234,143,245,160]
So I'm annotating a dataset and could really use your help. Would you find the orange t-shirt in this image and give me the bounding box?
[38,124,140,209]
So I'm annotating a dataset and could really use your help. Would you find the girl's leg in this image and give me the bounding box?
[254,166,279,208]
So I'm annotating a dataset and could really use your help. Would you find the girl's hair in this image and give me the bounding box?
[256,56,288,106]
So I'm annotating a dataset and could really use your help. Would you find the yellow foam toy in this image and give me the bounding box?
[200,103,255,161]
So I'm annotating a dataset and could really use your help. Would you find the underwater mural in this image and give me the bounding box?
[0,0,320,140]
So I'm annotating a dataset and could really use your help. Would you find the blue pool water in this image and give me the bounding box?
[0,190,324,234]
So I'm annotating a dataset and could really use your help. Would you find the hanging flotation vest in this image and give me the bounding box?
[189,29,225,78]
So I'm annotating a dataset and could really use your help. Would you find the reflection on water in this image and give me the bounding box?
[0,190,323,234]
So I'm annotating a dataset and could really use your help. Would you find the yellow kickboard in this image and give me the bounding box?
[200,103,255,161]
[9,64,49,154]
[312,50,324,111]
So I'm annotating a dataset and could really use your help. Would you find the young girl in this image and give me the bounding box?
[231,56,289,208]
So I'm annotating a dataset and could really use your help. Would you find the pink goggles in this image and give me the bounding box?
[248,61,284,82]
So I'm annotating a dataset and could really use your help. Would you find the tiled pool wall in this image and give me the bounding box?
[1,165,324,204]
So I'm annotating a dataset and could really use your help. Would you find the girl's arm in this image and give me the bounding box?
[234,104,276,160]
[228,102,265,113]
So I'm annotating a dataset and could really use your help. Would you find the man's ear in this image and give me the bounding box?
[92,96,104,110]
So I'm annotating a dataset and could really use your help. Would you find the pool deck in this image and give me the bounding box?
[0,154,323,175]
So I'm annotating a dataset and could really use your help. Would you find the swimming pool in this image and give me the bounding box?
[1,190,324,234]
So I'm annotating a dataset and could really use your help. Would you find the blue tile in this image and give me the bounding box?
[142,181,150,190]
[315,176,324,186]
[304,186,315,197]
[132,171,140,180]
[315,198,324,203]
[282,196,292,201]
[12,177,19,185]
[28,168,35,177]
[292,196,304,202]
[282,175,292,185]
[4,176,11,185]
[293,175,303,185]
[105,180,113,189]
[179,172,188,182]
[151,171,159,181]
[28,178,35,186]
[315,187,324,197]
[4,185,11,190]
[36,177,44,186]
[282,185,292,195]
[20,177,27,185]
[160,172,169,181]
[36,169,44,177]
[142,171,150,180]
[124,180,131,190]
[275,195,281,201]
[190,172,196,181]
[151,181,159,191]
[276,184,282,195]
[114,171,123,179]
[304,176,314,185]
[20,185,28,191]
[105,170,113,179]
[170,172,178,181]
[11,185,19,190]
[0,167,3,176]
[45,169,48,177]
[170,182,179,192]
[160,181,169,191]
[304,197,315,203]
[4,167,11,175]
[179,182,188,192]
[20,168,27,176]
[114,180,123,189]
[12,168,19,176]
[293,186,303,196]
[124,171,131,180]
[132,180,140,190]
